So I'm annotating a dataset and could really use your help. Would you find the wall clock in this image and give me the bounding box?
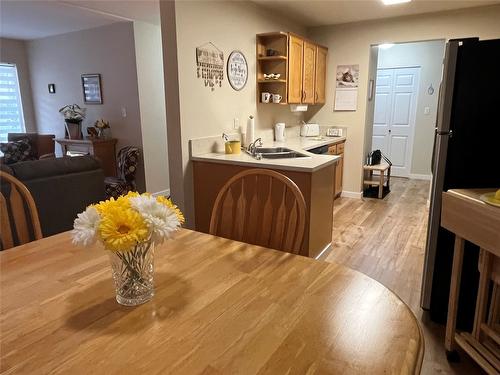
[227,50,248,91]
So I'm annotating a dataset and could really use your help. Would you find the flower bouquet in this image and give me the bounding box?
[94,118,110,138]
[72,192,184,306]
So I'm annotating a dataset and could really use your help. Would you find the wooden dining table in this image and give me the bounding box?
[0,229,423,374]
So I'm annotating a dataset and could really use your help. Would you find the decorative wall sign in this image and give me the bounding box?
[81,74,103,104]
[227,50,248,91]
[196,42,224,91]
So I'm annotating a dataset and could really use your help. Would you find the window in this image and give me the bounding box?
[0,63,25,143]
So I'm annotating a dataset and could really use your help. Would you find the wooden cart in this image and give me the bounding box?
[442,189,500,374]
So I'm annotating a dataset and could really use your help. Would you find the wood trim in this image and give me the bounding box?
[445,236,465,351]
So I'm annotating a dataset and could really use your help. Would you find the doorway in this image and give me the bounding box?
[372,66,420,177]
[367,40,445,180]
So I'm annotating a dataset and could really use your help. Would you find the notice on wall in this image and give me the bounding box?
[334,64,359,111]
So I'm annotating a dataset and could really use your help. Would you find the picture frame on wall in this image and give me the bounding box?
[81,74,103,104]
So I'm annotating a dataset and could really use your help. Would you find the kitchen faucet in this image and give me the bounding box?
[247,138,263,155]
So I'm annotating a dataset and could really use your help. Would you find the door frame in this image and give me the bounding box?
[373,65,421,178]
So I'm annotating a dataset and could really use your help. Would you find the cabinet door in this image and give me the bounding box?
[302,41,316,104]
[288,35,304,104]
[335,153,343,197]
[315,46,328,104]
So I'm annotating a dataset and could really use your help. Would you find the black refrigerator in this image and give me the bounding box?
[420,37,500,327]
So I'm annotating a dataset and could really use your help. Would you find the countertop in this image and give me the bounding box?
[191,136,346,172]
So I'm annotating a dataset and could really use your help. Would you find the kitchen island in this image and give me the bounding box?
[191,135,345,258]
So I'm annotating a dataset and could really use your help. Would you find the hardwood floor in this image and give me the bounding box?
[325,177,483,374]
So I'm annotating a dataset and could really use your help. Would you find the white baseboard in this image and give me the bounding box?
[340,190,363,199]
[408,173,431,181]
[152,189,171,197]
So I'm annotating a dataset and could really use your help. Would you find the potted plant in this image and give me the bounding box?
[59,104,86,139]
[94,118,110,138]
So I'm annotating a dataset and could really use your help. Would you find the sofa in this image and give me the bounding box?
[1,156,105,237]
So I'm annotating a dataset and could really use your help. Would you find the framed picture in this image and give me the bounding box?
[81,74,103,104]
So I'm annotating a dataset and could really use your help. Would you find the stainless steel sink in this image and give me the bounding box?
[253,147,294,153]
[245,147,309,159]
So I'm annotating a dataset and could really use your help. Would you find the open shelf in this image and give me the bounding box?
[258,56,287,61]
[258,79,287,83]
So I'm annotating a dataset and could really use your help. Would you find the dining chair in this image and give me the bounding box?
[209,169,306,254]
[0,171,43,250]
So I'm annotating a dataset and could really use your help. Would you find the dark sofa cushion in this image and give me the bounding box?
[5,156,105,237]
[8,155,101,180]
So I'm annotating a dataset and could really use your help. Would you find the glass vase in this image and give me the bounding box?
[108,240,155,306]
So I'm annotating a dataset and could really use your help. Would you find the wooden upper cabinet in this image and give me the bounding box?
[315,46,328,104]
[302,42,316,104]
[288,35,304,104]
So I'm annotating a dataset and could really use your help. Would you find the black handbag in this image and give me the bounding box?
[367,150,392,166]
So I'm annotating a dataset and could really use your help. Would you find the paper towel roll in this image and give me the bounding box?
[246,115,255,145]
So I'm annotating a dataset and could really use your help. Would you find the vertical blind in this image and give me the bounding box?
[0,63,25,143]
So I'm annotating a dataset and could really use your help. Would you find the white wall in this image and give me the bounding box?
[161,0,307,226]
[0,38,37,132]
[377,40,445,176]
[26,22,146,191]
[134,21,169,195]
[308,5,500,193]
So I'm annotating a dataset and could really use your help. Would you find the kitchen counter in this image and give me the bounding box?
[190,136,345,172]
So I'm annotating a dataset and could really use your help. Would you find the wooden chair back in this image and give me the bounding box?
[209,169,306,254]
[0,171,42,250]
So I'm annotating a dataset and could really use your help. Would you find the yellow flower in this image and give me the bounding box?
[94,192,140,214]
[157,196,185,225]
[98,206,149,252]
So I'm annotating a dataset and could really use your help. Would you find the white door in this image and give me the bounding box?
[372,67,420,177]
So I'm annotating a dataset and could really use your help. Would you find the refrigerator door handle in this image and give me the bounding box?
[436,129,454,137]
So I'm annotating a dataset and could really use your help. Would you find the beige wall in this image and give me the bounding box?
[377,40,445,177]
[308,5,500,193]
[134,21,169,195]
[26,22,146,191]
[162,0,306,225]
[0,38,37,132]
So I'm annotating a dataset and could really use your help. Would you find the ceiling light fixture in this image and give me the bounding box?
[382,0,411,5]
[379,43,395,49]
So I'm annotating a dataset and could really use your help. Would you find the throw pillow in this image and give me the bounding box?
[0,138,36,165]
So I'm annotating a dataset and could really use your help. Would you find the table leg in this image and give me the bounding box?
[387,167,391,190]
[378,171,384,198]
[446,236,465,352]
[473,249,492,340]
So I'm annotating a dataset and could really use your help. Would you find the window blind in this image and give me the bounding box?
[0,63,25,143]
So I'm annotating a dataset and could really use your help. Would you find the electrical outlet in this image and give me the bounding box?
[424,107,430,115]
[121,107,127,118]
[233,118,239,130]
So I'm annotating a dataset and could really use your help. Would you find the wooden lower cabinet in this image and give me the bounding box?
[192,161,336,258]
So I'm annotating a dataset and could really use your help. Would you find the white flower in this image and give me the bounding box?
[71,206,100,246]
[130,195,180,244]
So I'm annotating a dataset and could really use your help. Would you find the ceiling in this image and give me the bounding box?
[1,0,498,40]
[0,0,159,41]
[252,0,500,27]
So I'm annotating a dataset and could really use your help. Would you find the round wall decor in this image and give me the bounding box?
[227,50,248,91]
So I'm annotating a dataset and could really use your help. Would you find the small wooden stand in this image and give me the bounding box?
[363,162,391,199]
[441,189,500,374]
